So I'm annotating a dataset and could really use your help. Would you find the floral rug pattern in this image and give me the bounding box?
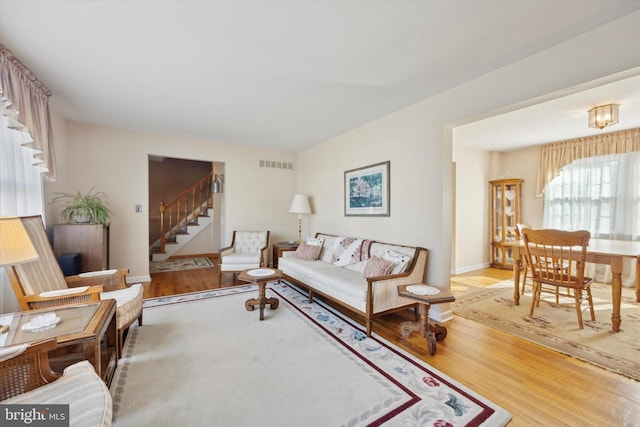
[140,281,511,426]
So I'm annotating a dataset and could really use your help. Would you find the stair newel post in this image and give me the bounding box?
[160,201,166,253]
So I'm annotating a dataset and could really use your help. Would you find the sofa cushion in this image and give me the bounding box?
[294,242,322,260]
[382,250,412,274]
[364,256,395,278]
[3,360,113,427]
[311,267,368,303]
[305,237,325,246]
[222,253,261,265]
[278,256,335,279]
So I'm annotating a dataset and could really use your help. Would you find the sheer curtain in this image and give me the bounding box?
[0,114,46,313]
[543,151,640,286]
[1,44,53,313]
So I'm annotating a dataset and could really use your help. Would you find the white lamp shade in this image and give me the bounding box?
[0,216,39,267]
[288,194,311,214]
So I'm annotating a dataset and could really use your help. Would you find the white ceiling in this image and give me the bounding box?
[454,72,640,152]
[1,1,639,151]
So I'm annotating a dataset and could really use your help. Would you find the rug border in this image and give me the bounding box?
[121,281,511,426]
[271,282,511,427]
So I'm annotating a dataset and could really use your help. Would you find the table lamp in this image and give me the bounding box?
[0,216,39,268]
[288,194,311,243]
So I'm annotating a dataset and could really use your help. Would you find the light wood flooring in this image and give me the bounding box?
[144,255,640,426]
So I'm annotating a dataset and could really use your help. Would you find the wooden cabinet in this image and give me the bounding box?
[53,224,109,272]
[489,178,523,270]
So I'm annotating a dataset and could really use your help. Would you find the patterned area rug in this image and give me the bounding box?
[149,256,214,273]
[111,281,511,426]
[453,280,640,381]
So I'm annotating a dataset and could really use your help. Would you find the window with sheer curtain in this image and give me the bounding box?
[0,114,46,313]
[1,44,53,313]
[542,151,640,287]
[542,151,640,241]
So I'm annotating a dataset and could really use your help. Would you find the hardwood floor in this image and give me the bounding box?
[143,255,640,426]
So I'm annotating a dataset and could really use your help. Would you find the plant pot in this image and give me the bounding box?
[71,213,92,224]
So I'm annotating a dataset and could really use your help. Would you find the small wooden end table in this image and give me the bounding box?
[272,242,299,268]
[397,284,455,355]
[0,300,118,385]
[238,268,283,320]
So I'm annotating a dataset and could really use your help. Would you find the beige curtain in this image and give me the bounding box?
[0,44,56,181]
[536,128,640,196]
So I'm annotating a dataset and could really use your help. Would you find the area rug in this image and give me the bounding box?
[453,280,640,381]
[110,281,511,426]
[149,256,214,273]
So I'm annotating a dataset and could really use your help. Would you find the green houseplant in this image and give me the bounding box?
[51,186,112,225]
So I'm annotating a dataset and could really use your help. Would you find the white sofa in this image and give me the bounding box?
[279,233,429,336]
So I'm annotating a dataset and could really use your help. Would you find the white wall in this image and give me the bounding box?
[45,121,297,282]
[41,10,640,292]
[296,11,640,295]
[452,145,492,273]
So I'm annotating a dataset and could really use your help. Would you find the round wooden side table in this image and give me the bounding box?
[238,268,283,320]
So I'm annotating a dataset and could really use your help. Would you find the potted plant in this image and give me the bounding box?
[50,186,112,225]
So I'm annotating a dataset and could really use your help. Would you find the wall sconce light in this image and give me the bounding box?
[588,104,619,130]
[212,174,224,193]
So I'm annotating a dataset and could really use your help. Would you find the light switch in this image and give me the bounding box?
[135,204,142,213]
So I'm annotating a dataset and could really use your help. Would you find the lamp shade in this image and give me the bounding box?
[288,194,311,214]
[0,216,38,267]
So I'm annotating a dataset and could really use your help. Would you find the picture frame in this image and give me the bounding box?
[344,161,390,217]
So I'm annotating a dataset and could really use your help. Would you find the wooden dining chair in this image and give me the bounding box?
[516,223,532,294]
[517,223,571,303]
[521,228,595,329]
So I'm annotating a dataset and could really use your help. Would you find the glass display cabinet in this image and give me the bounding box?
[489,178,523,269]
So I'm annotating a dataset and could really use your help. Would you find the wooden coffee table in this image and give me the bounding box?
[0,299,118,385]
[397,284,455,355]
[238,268,283,320]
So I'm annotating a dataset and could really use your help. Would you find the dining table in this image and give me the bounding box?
[505,238,640,332]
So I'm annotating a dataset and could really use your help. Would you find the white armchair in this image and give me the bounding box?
[0,339,112,427]
[219,231,270,284]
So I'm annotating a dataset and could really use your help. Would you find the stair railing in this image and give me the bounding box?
[158,172,213,254]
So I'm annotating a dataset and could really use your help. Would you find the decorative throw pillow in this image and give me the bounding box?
[382,250,411,274]
[294,242,322,260]
[305,237,325,246]
[364,256,395,278]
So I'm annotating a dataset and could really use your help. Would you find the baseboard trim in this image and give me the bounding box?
[451,262,490,275]
[426,305,453,323]
[127,275,151,284]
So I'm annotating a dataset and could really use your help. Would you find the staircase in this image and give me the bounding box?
[149,172,214,262]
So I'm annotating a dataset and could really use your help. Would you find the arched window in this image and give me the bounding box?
[542,151,640,241]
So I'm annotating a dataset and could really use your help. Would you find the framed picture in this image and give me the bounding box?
[344,161,390,216]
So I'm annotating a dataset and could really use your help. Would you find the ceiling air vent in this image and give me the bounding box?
[259,160,294,170]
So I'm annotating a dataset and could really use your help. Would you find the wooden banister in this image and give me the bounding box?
[158,171,213,254]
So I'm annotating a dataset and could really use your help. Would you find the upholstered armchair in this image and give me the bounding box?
[6,215,143,353]
[0,339,112,427]
[219,231,270,284]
